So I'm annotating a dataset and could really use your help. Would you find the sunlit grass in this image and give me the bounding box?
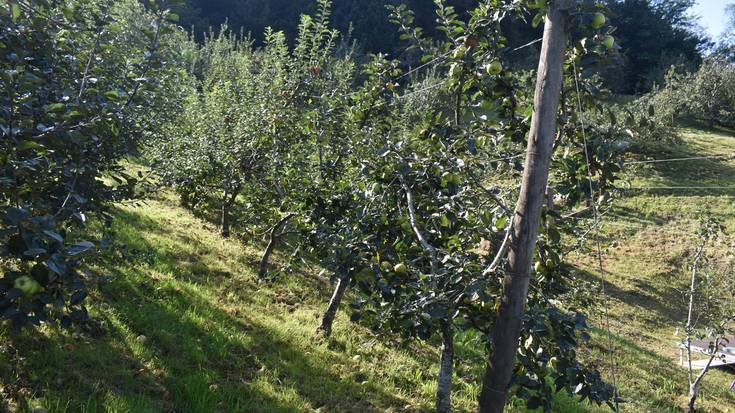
[3,127,733,412]
[571,126,735,412]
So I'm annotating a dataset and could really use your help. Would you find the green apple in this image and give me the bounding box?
[486,60,502,76]
[380,261,393,271]
[14,276,40,296]
[441,171,452,187]
[393,263,408,275]
[602,35,614,49]
[371,182,382,193]
[534,261,549,275]
[591,12,606,29]
[452,45,468,59]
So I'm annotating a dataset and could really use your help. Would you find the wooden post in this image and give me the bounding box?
[478,2,570,412]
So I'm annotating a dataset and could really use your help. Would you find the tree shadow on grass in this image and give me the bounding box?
[2,202,411,413]
[113,205,330,298]
[96,266,409,412]
[573,264,687,326]
[0,324,164,413]
[606,205,669,227]
[98,206,408,412]
[587,326,692,413]
[625,129,735,198]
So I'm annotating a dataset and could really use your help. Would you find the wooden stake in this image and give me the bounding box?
[478,2,571,411]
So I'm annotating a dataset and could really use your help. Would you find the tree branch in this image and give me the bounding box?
[465,168,511,216]
[399,175,438,277]
[483,215,515,276]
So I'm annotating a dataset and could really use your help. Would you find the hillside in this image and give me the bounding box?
[0,127,733,412]
[574,126,735,412]
[0,190,599,413]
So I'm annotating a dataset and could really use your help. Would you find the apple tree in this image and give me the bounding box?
[342,1,623,411]
[0,0,186,328]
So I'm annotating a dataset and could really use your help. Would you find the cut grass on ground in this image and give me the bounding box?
[0,192,599,413]
[1,126,734,412]
[571,125,735,412]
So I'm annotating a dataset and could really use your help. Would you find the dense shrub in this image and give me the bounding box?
[645,59,735,130]
[0,0,186,328]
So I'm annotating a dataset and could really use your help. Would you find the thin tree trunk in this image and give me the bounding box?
[220,185,240,238]
[688,344,718,413]
[317,131,326,180]
[401,176,451,412]
[221,189,231,238]
[317,274,350,337]
[686,244,704,383]
[258,213,295,278]
[685,243,706,411]
[436,321,454,413]
[478,3,570,412]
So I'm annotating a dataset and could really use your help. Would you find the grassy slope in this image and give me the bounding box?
[0,191,600,413]
[0,126,733,412]
[572,126,735,412]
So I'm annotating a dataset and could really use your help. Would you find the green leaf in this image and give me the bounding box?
[532,12,544,28]
[10,3,21,22]
[43,230,64,243]
[495,215,508,231]
[105,90,121,100]
[48,103,66,112]
[70,290,87,305]
[64,241,94,256]
[23,248,47,258]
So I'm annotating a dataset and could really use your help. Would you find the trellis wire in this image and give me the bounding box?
[572,59,621,412]
[626,154,735,165]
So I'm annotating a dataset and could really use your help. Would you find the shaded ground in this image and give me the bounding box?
[0,193,598,413]
[571,126,735,412]
[2,126,734,412]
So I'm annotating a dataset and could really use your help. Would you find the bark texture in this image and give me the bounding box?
[436,322,454,413]
[317,274,350,337]
[478,4,569,412]
[258,213,295,278]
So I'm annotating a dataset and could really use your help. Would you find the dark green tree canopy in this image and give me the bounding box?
[175,0,707,94]
[602,0,709,93]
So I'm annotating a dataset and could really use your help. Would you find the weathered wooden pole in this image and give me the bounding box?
[478,2,571,412]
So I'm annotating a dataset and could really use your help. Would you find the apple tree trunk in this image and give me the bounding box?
[317,274,350,337]
[436,321,454,413]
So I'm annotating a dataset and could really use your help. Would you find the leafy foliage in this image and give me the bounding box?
[4,0,689,410]
[174,0,707,94]
[0,0,185,328]
[601,0,707,94]
[645,58,735,130]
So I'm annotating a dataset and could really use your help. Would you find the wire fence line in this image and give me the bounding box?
[572,59,621,413]
[394,50,453,82]
[626,154,735,165]
[623,186,735,191]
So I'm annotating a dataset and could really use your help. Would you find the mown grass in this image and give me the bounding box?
[2,126,734,412]
[0,191,601,412]
[570,125,735,412]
